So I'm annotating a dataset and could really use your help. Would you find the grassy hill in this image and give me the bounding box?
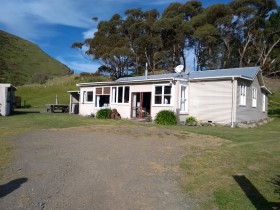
[0,30,72,85]
[16,74,109,107]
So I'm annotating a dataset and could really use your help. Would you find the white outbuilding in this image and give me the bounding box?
[0,84,17,116]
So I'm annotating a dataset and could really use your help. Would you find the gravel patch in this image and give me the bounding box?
[0,125,194,210]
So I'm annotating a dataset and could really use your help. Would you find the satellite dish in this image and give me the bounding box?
[175,65,184,73]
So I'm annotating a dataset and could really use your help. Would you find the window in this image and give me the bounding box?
[252,88,257,107]
[180,85,187,112]
[240,84,246,106]
[82,91,93,103]
[87,91,93,102]
[111,86,130,104]
[262,94,266,112]
[95,87,110,107]
[154,85,172,105]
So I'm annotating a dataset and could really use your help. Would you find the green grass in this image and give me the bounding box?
[16,74,109,107]
[1,87,279,209]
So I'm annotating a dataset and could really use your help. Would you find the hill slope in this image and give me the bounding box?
[0,30,72,85]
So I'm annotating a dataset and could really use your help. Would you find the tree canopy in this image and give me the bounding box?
[72,0,280,79]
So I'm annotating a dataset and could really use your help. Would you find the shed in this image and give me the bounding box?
[0,84,17,116]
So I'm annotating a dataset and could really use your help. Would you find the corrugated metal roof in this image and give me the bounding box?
[116,66,260,82]
[189,67,260,80]
[116,73,179,81]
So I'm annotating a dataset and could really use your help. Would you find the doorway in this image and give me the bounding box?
[131,92,151,118]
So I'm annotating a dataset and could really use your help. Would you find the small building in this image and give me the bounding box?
[0,84,17,116]
[72,67,271,126]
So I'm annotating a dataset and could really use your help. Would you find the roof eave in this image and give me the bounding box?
[77,78,176,87]
[189,75,253,81]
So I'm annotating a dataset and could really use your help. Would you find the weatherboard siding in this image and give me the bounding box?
[236,78,267,122]
[189,80,233,124]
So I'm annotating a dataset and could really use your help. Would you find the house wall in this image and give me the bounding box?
[236,78,267,122]
[189,80,233,124]
[79,82,180,119]
[79,87,95,116]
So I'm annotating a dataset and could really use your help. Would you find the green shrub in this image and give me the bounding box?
[186,116,197,124]
[155,110,177,125]
[96,108,111,119]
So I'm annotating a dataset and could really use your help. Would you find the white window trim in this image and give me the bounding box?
[262,93,266,112]
[180,85,188,113]
[110,86,130,104]
[82,90,94,103]
[239,84,246,106]
[94,87,111,108]
[252,87,257,108]
[153,84,173,106]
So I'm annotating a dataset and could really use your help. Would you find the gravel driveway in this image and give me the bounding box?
[0,125,194,210]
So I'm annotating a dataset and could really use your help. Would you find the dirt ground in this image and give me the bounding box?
[0,125,223,210]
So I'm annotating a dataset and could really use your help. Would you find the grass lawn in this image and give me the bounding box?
[0,108,279,209]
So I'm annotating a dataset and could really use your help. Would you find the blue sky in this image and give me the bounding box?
[0,0,278,73]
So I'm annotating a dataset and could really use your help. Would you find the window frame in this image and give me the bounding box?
[262,93,266,112]
[95,87,110,108]
[252,87,257,108]
[239,84,246,106]
[111,86,130,104]
[153,84,173,106]
[82,90,94,103]
[180,85,188,113]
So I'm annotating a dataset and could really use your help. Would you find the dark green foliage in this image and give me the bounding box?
[155,110,177,125]
[96,108,112,119]
[73,0,279,77]
[186,116,197,124]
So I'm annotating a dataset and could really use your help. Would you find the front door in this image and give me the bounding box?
[131,92,151,118]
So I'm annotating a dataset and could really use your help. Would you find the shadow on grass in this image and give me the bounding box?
[268,109,280,118]
[233,175,280,210]
[0,178,28,198]
[13,110,40,115]
[270,175,280,199]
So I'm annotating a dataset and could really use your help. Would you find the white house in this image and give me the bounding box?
[0,83,17,116]
[71,67,271,126]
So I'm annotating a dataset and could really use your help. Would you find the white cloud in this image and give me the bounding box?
[83,28,97,39]
[56,53,101,73]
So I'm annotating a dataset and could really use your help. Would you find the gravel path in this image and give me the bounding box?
[0,125,194,210]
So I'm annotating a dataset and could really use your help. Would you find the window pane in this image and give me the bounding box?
[111,87,116,103]
[164,86,171,94]
[95,95,100,107]
[87,91,93,102]
[155,96,162,104]
[155,86,162,94]
[164,96,171,104]
[118,87,123,103]
[124,86,130,103]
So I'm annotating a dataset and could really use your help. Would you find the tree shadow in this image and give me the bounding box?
[13,110,40,115]
[270,175,280,199]
[0,178,28,198]
[233,175,280,210]
[268,109,280,118]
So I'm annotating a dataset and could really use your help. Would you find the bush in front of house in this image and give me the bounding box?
[96,108,111,119]
[155,110,177,125]
[186,116,197,125]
